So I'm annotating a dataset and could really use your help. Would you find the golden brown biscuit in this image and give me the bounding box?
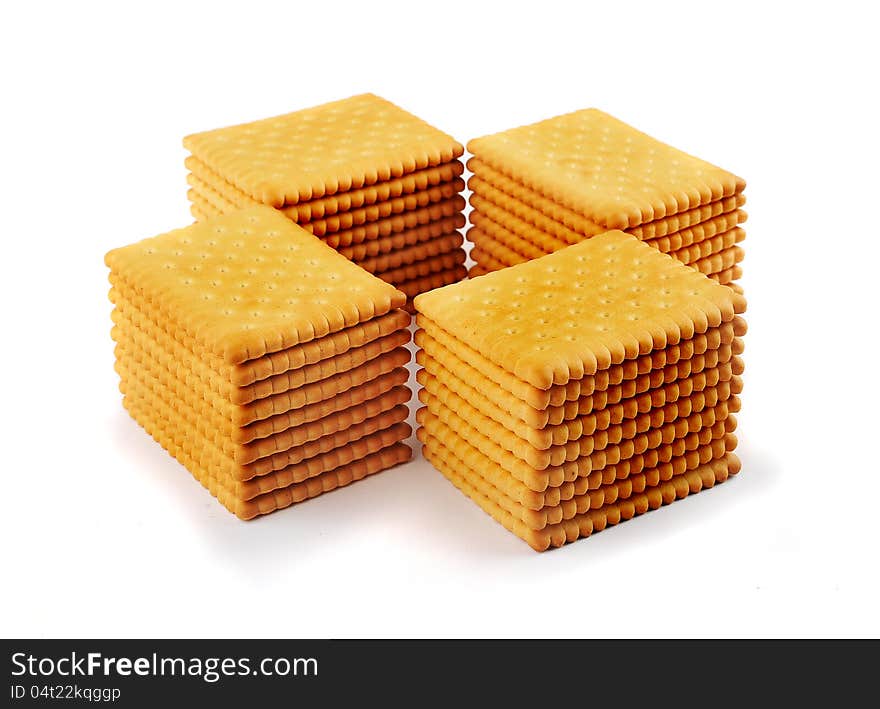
[184,93,463,206]
[105,207,406,364]
[111,279,410,386]
[424,435,737,550]
[415,316,745,409]
[125,386,412,519]
[417,345,740,430]
[357,233,464,274]
[337,214,465,261]
[418,426,733,529]
[186,154,464,222]
[468,159,746,239]
[467,108,744,229]
[415,232,747,388]
[418,408,735,506]
[321,196,466,248]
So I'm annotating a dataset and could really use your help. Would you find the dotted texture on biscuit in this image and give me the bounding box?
[415,231,746,389]
[184,94,464,207]
[105,206,406,364]
[467,108,744,229]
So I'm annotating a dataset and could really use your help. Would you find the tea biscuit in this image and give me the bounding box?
[468,264,490,278]
[712,265,743,285]
[187,180,242,217]
[419,383,739,469]
[691,245,745,275]
[415,232,747,388]
[119,349,411,470]
[667,227,746,264]
[125,388,411,519]
[301,179,464,237]
[470,209,570,256]
[419,368,738,451]
[470,192,584,245]
[357,233,464,274]
[415,316,745,409]
[423,434,737,550]
[184,93,464,207]
[115,339,410,461]
[418,408,735,505]
[419,427,733,529]
[468,200,746,273]
[337,214,465,261]
[111,279,410,386]
[186,154,464,222]
[467,108,744,229]
[417,345,740,429]
[113,305,412,429]
[469,219,747,270]
[416,330,741,427]
[240,422,412,500]
[321,195,466,248]
[467,230,528,267]
[373,250,466,285]
[113,300,409,405]
[105,207,406,364]
[468,158,746,239]
[188,192,221,222]
[243,405,410,479]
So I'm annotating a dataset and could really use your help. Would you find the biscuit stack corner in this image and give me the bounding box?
[183,93,468,309]
[105,206,413,519]
[413,231,746,551]
[466,109,746,293]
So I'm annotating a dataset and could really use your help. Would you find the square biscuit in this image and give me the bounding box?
[105,206,406,364]
[415,231,747,388]
[184,93,464,207]
[417,342,741,430]
[112,276,410,386]
[418,383,739,470]
[418,425,734,530]
[186,154,464,223]
[423,431,738,550]
[468,157,746,240]
[415,315,745,409]
[115,337,411,466]
[467,108,744,229]
[337,214,465,261]
[417,408,735,507]
[124,385,411,519]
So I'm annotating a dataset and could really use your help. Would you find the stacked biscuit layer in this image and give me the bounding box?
[183,94,468,309]
[105,206,413,519]
[466,109,747,292]
[414,231,746,551]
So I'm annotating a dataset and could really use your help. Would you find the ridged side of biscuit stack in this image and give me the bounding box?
[414,231,747,551]
[466,108,746,293]
[105,206,413,519]
[183,93,468,309]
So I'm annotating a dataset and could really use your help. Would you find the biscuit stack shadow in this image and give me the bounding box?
[413,231,746,551]
[466,108,746,293]
[183,93,468,310]
[105,206,413,519]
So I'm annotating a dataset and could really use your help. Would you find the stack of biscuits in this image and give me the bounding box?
[183,93,468,309]
[414,231,746,551]
[466,108,747,292]
[105,206,413,519]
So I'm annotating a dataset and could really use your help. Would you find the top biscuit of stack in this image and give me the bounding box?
[105,205,406,364]
[184,93,464,208]
[415,230,746,389]
[467,108,744,231]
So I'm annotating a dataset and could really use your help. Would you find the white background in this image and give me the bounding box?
[2,0,878,639]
